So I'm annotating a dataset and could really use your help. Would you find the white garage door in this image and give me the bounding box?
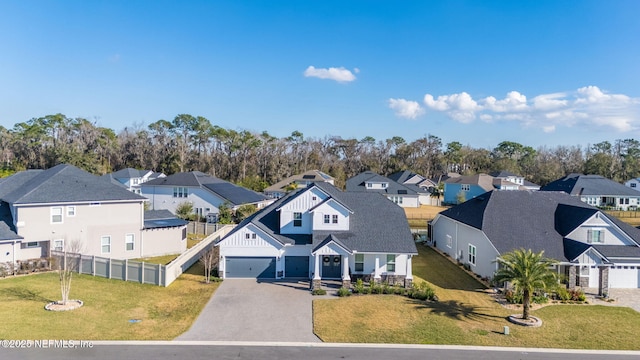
[589,266,600,288]
[609,266,640,288]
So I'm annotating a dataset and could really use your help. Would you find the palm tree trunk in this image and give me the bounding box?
[522,288,530,320]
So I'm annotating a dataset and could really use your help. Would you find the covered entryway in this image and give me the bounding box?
[589,265,600,288]
[225,257,276,278]
[285,256,310,278]
[321,255,341,279]
[610,265,640,288]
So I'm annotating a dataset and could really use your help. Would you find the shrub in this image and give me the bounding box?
[504,289,523,304]
[382,282,395,294]
[555,286,571,301]
[311,289,327,296]
[337,287,351,297]
[353,278,366,294]
[532,294,549,304]
[569,288,586,302]
[393,285,405,295]
[408,282,436,301]
[370,281,383,294]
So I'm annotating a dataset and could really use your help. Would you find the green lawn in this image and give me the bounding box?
[313,245,640,349]
[132,253,179,265]
[0,263,217,340]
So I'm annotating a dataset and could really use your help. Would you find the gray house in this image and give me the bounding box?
[541,173,640,210]
[0,164,187,270]
[346,171,421,208]
[431,190,640,296]
[216,182,417,289]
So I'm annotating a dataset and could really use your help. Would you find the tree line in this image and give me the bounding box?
[1,113,640,189]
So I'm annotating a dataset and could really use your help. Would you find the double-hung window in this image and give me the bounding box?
[386,254,396,272]
[67,206,76,217]
[125,234,135,251]
[587,229,604,244]
[51,207,63,224]
[332,214,338,224]
[355,254,364,272]
[323,214,330,224]
[173,187,188,198]
[101,236,111,254]
[468,244,476,265]
[293,212,302,227]
[53,239,64,252]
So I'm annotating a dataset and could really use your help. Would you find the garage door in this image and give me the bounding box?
[225,257,276,278]
[610,266,640,288]
[285,256,309,278]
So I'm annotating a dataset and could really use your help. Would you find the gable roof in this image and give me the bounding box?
[1,164,146,204]
[438,190,640,262]
[0,201,21,241]
[264,170,335,194]
[143,171,268,206]
[346,171,418,196]
[219,182,417,254]
[110,168,152,179]
[541,173,639,196]
[444,173,495,192]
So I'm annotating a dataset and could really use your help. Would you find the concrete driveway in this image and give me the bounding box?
[585,288,640,313]
[177,279,321,342]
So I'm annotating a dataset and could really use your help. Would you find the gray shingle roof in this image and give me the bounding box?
[438,190,640,262]
[111,168,150,179]
[1,164,146,204]
[218,182,417,254]
[0,201,21,241]
[264,170,334,193]
[541,173,639,196]
[143,210,188,229]
[143,171,268,206]
[346,171,418,196]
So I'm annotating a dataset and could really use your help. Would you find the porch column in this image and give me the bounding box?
[599,266,610,297]
[312,254,321,290]
[568,265,577,289]
[373,256,381,283]
[404,255,413,288]
[342,256,351,288]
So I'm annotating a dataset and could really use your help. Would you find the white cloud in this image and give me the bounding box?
[388,98,424,119]
[390,86,640,133]
[304,66,357,83]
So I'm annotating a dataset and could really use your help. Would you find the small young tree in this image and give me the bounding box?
[175,201,194,220]
[217,202,234,224]
[234,204,257,222]
[494,249,558,320]
[58,239,83,306]
[456,191,466,204]
[199,246,219,283]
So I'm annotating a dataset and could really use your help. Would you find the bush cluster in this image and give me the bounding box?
[350,278,437,301]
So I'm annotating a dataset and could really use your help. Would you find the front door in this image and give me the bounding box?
[322,255,341,279]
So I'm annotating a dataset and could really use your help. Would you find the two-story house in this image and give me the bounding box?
[0,164,187,270]
[215,182,417,289]
[264,170,335,199]
[431,190,640,296]
[102,168,165,194]
[346,171,421,208]
[140,171,274,221]
[443,174,495,205]
[489,170,541,190]
[541,173,640,210]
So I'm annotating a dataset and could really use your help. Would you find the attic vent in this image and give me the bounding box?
[398,190,408,194]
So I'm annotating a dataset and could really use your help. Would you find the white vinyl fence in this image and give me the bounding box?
[52,225,235,287]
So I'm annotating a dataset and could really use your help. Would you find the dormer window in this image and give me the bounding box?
[381,183,387,188]
[367,183,372,188]
[461,184,470,191]
[587,229,604,244]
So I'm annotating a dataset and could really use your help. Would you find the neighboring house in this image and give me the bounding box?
[102,168,165,194]
[431,190,640,296]
[388,170,435,205]
[264,170,335,199]
[490,170,540,190]
[141,171,274,222]
[215,182,417,289]
[443,174,495,205]
[346,171,420,208]
[541,173,640,210]
[0,164,187,269]
[624,177,640,192]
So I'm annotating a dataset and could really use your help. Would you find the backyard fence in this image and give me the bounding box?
[186,221,226,236]
[51,224,235,287]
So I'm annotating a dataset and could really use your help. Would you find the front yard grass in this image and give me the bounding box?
[313,245,640,349]
[0,263,216,340]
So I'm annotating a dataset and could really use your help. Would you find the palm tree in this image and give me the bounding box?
[493,249,558,320]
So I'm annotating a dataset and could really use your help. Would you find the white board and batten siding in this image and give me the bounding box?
[141,186,225,214]
[278,187,329,234]
[311,200,350,231]
[567,213,637,246]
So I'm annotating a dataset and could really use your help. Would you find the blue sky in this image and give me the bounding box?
[1,1,639,149]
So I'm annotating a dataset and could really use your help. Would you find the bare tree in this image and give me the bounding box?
[199,246,219,284]
[58,239,83,305]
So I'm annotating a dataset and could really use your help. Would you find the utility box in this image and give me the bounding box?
[503,326,510,335]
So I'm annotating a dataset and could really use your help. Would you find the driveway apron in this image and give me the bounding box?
[177,279,321,342]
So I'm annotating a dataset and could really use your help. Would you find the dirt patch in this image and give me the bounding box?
[45,300,83,311]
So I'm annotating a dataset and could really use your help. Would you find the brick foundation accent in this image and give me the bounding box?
[568,266,577,289]
[342,279,351,289]
[579,275,589,288]
[349,274,408,287]
[311,279,322,291]
[404,278,413,289]
[599,266,609,297]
